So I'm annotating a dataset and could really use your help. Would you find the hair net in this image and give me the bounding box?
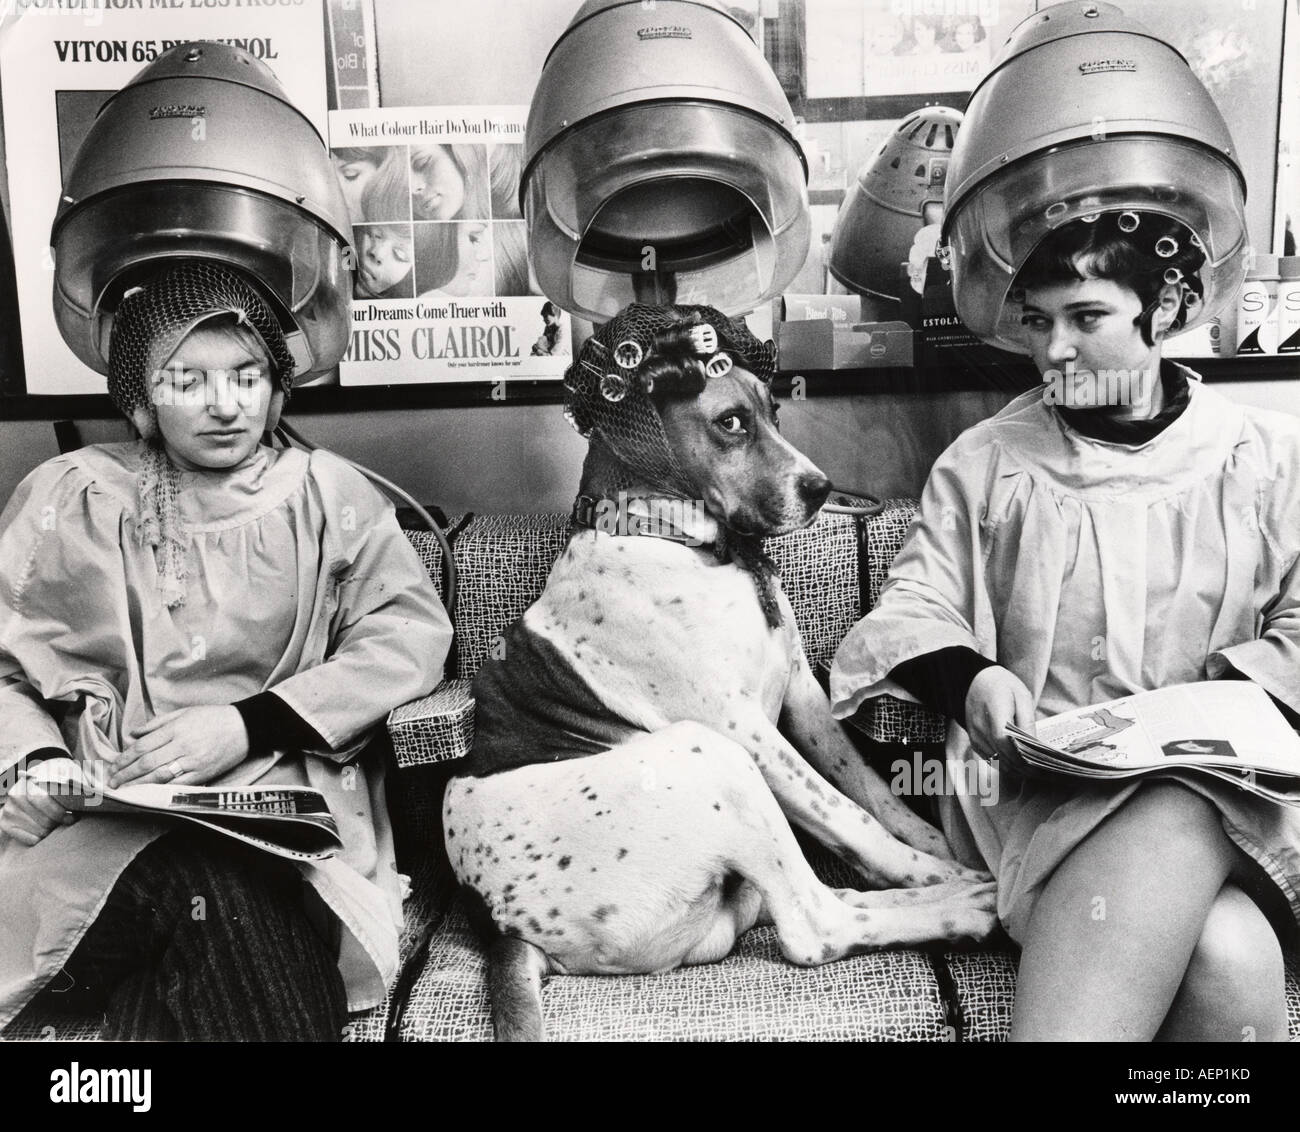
[564,302,784,627]
[106,261,295,610]
[108,260,296,437]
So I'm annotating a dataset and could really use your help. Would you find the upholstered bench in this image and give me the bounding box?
[372,501,1300,1042]
[365,508,967,1041]
[7,502,1298,1041]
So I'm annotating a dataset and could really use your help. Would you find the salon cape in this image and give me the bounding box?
[830,372,1300,938]
[0,442,451,1025]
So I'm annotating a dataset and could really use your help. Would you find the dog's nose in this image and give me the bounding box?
[798,472,833,509]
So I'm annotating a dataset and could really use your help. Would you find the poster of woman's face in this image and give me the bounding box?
[415,220,494,298]
[331,145,411,225]
[330,143,494,228]
[410,144,489,221]
[353,222,415,299]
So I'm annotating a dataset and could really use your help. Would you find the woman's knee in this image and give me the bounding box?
[1189,886,1283,987]
[1126,780,1218,827]
[1111,781,1235,861]
[1180,885,1286,1039]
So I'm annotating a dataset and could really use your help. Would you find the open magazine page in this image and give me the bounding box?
[1028,682,1300,775]
[23,760,342,861]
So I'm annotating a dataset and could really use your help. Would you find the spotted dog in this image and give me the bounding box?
[444,305,997,1041]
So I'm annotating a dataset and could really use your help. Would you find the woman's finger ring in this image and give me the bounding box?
[168,760,184,779]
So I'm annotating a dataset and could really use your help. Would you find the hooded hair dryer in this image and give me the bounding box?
[940,0,1249,354]
[50,41,353,381]
[828,106,962,302]
[522,0,810,322]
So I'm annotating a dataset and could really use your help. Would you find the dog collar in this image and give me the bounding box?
[571,493,718,548]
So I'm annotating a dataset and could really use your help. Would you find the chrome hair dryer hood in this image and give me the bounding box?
[940,0,1249,354]
[51,41,353,380]
[523,0,810,322]
[829,107,962,300]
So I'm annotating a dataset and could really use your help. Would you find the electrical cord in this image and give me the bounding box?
[822,485,886,516]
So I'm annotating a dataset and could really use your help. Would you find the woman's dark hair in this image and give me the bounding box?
[639,310,773,403]
[1014,212,1207,345]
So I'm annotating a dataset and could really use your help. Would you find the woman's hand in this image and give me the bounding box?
[964,666,1036,762]
[108,706,250,788]
[0,758,78,846]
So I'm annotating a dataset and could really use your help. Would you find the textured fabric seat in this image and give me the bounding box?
[377,510,965,1041]
[385,896,950,1042]
[379,505,1300,1042]
[385,835,953,1042]
[939,951,1300,1042]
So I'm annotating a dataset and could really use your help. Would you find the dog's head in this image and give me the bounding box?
[653,363,830,538]
[567,304,831,539]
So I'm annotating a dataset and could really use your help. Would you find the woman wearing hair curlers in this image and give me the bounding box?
[832,211,1300,1041]
[0,262,451,1040]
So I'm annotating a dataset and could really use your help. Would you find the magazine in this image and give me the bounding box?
[1006,682,1300,807]
[25,762,343,862]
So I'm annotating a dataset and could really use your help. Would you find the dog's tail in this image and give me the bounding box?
[487,935,552,1042]
[463,885,553,1042]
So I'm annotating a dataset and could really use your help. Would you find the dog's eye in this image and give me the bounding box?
[716,413,746,435]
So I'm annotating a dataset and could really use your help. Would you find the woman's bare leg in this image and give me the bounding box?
[1155,884,1287,1042]
[1010,781,1240,1041]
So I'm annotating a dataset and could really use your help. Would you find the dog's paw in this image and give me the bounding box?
[898,855,993,888]
[934,882,1001,943]
[899,878,998,907]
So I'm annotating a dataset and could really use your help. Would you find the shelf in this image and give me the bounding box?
[1,356,1294,421]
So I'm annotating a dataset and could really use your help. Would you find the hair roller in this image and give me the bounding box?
[613,340,643,370]
[688,324,718,355]
[647,317,709,362]
[704,353,733,379]
[600,372,628,402]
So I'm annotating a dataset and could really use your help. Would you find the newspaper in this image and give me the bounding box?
[1006,681,1300,807]
[25,761,342,862]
